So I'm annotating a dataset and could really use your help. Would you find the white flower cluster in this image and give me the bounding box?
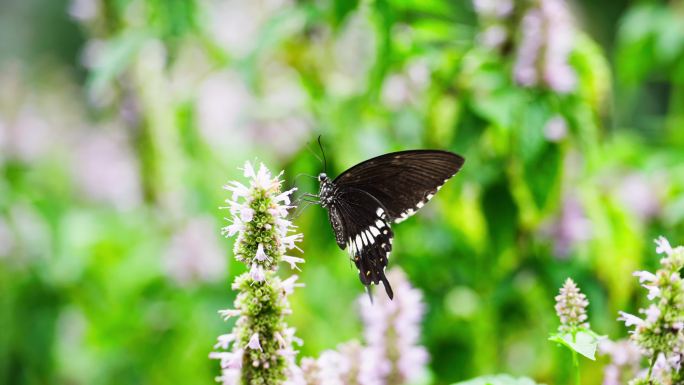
[618,236,684,384]
[223,161,303,275]
[210,161,304,385]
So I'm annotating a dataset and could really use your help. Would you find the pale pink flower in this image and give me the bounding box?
[282,255,304,270]
[163,217,226,286]
[255,244,270,262]
[249,264,265,282]
[248,333,262,351]
[655,236,673,255]
[214,334,236,350]
[618,311,644,327]
[358,269,428,384]
[633,270,657,284]
[544,116,568,142]
[218,309,242,320]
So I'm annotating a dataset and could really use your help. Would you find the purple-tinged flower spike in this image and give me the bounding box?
[472,0,515,50]
[554,278,590,333]
[163,217,226,287]
[599,339,642,385]
[513,0,577,93]
[211,161,305,385]
[358,268,429,385]
[618,236,684,384]
[300,341,369,385]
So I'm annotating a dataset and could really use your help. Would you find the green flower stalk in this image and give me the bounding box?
[210,161,304,385]
[619,236,684,385]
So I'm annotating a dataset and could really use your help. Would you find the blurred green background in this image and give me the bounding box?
[1,0,684,384]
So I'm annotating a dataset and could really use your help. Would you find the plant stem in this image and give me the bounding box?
[647,352,658,380]
[572,351,580,385]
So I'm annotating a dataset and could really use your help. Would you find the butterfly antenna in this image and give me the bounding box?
[317,135,327,174]
[293,173,318,183]
[304,141,324,168]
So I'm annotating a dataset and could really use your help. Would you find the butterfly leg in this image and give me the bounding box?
[293,192,320,206]
[291,201,317,219]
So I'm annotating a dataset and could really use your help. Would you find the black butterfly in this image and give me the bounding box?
[316,150,465,299]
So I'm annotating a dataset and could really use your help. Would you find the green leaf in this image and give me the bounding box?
[523,143,561,211]
[451,374,543,385]
[548,331,604,360]
[87,30,151,97]
[482,180,519,254]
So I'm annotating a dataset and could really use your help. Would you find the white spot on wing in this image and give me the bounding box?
[369,226,380,237]
[361,232,368,246]
[375,220,385,228]
[365,230,375,244]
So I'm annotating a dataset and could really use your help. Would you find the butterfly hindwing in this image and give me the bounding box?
[329,187,395,298]
[333,150,464,223]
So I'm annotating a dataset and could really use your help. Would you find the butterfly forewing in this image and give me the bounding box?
[333,150,465,223]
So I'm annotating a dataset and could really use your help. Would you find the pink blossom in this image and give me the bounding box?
[240,207,254,223]
[643,305,661,324]
[655,236,673,255]
[214,334,236,350]
[215,368,240,385]
[224,181,250,201]
[281,275,304,296]
[618,312,644,327]
[255,244,269,262]
[209,350,243,369]
[250,264,265,282]
[218,309,241,320]
[633,270,657,284]
[282,255,304,270]
[163,217,226,286]
[248,333,262,351]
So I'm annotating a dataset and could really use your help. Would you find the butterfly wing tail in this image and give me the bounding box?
[380,273,394,300]
[355,255,394,300]
[365,285,374,304]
